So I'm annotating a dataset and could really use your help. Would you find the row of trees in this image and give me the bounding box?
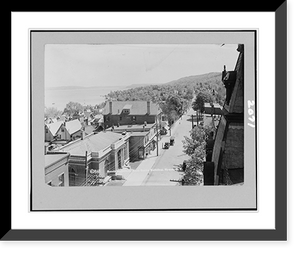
[106,83,194,103]
[180,90,216,185]
[181,124,214,185]
[45,101,105,119]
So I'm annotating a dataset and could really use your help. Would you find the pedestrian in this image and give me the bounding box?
[181,179,185,186]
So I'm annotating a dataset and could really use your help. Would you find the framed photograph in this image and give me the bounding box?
[31,30,256,211]
[6,3,286,241]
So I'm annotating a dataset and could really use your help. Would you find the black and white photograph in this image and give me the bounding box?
[44,43,244,187]
[31,30,256,211]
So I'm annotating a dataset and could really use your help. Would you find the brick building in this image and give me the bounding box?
[102,100,162,129]
[204,44,244,185]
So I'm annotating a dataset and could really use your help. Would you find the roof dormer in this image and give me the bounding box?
[122,104,132,114]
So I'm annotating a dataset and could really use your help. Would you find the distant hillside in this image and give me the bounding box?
[126,83,163,89]
[164,72,222,87]
[126,72,222,89]
[106,71,225,105]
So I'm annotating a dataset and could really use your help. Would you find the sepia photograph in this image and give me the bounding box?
[31,31,256,210]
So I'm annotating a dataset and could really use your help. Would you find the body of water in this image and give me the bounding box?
[45,86,126,111]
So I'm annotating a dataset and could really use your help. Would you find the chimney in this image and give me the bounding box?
[147,101,150,115]
[222,65,227,80]
[109,100,113,114]
[81,127,85,140]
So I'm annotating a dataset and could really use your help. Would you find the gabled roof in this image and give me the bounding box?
[65,119,82,135]
[46,121,63,136]
[103,101,161,115]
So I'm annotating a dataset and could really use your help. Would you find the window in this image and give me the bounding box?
[69,168,76,186]
[58,173,64,187]
[104,159,110,172]
[132,116,136,121]
[117,150,122,169]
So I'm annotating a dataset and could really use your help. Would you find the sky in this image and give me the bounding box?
[45,44,239,89]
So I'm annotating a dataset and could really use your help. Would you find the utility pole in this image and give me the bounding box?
[85,151,88,186]
[192,114,194,128]
[156,118,159,156]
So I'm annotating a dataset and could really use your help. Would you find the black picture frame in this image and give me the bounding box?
[5,2,287,241]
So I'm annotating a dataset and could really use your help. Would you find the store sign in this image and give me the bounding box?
[89,169,100,174]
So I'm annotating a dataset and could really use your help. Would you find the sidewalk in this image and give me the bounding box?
[122,155,158,186]
[123,133,167,186]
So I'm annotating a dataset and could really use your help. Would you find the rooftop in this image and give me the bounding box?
[204,103,222,108]
[103,101,161,115]
[58,131,125,155]
[129,132,149,137]
[123,104,132,110]
[65,119,82,135]
[204,103,223,115]
[107,123,156,132]
[45,153,69,169]
[46,121,63,136]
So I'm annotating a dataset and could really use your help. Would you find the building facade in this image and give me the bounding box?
[45,119,82,142]
[57,131,130,186]
[45,153,70,187]
[102,100,162,129]
[107,123,158,161]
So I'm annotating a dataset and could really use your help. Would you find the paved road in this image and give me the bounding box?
[142,108,195,186]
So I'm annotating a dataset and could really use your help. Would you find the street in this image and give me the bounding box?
[115,107,195,187]
[142,107,195,186]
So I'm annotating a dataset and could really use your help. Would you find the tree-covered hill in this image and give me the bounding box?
[106,72,225,104]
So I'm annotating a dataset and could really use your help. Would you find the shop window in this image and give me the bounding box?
[104,159,110,172]
[118,150,122,169]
